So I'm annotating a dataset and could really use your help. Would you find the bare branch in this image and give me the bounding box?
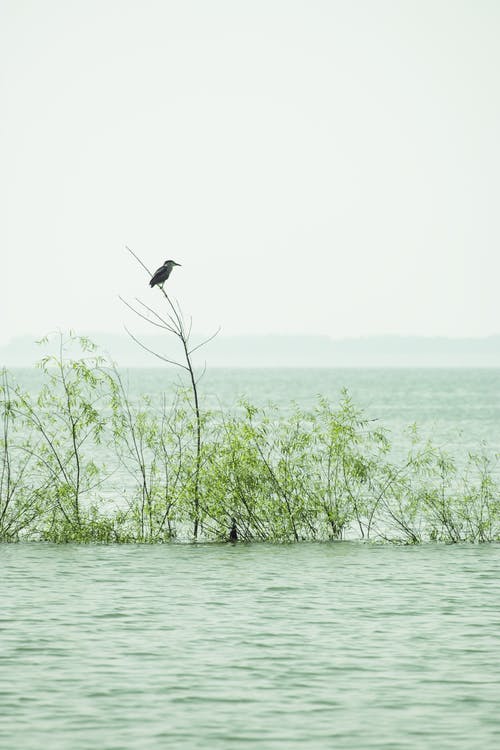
[119,296,171,331]
[188,326,221,357]
[123,326,188,371]
[125,245,152,277]
[133,298,179,333]
[159,290,185,334]
[195,361,207,386]
[123,245,209,539]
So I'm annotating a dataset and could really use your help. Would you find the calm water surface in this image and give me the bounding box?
[1,542,499,749]
[3,368,499,747]
[12,366,500,449]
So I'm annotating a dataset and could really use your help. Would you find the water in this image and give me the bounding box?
[1,542,499,749]
[2,368,499,747]
[10,366,500,451]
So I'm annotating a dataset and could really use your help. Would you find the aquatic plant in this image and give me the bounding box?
[422,450,500,543]
[110,369,199,542]
[200,395,388,542]
[0,335,498,544]
[7,333,116,541]
[0,370,49,540]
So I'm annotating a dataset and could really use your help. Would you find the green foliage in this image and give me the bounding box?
[0,371,48,540]
[1,334,498,544]
[5,333,115,540]
[110,375,195,541]
[422,450,500,543]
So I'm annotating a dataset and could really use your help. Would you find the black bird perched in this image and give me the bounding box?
[149,259,181,289]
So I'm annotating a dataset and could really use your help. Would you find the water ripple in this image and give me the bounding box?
[1,542,499,749]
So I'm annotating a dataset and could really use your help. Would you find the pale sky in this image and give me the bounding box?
[2,0,499,345]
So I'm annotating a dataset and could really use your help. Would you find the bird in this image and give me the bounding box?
[149,260,181,289]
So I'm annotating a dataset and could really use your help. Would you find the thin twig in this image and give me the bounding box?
[124,326,188,371]
[188,327,222,356]
[125,245,152,277]
[119,296,171,331]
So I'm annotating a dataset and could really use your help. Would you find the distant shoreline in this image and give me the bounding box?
[2,333,500,368]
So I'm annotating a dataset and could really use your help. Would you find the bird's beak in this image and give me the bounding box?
[176,263,182,266]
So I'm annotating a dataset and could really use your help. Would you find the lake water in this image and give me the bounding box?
[1,542,499,749]
[11,366,500,452]
[2,368,499,748]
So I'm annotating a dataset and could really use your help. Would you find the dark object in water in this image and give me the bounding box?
[229,519,238,542]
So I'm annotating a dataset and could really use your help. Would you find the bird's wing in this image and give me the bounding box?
[150,263,172,287]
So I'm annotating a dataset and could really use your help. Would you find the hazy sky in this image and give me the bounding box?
[2,0,499,345]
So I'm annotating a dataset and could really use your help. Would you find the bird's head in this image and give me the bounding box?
[165,259,182,267]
